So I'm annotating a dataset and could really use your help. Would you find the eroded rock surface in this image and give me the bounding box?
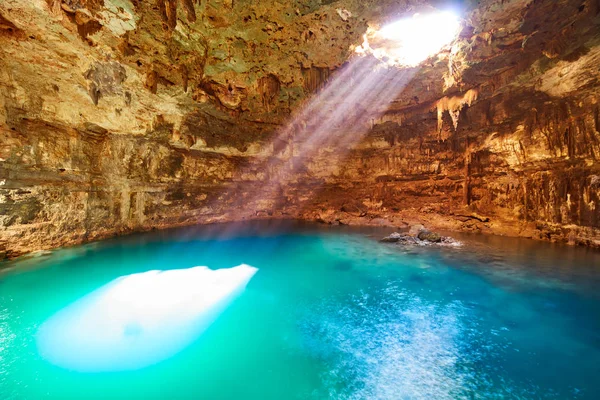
[381,228,461,247]
[1,0,600,257]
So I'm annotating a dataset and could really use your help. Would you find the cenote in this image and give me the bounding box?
[3,0,600,398]
[1,221,600,399]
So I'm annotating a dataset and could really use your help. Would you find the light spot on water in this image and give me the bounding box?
[36,265,257,372]
[301,284,545,399]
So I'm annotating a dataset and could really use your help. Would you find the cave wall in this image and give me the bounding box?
[2,0,600,257]
[0,0,378,257]
[298,89,600,246]
[294,0,600,246]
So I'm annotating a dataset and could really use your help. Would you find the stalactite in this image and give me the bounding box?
[158,0,178,32]
[145,70,158,94]
[88,82,100,105]
[258,74,281,112]
[436,89,478,132]
[594,105,600,134]
[375,113,404,126]
[301,66,330,94]
[463,140,472,206]
[179,0,197,22]
[180,65,189,92]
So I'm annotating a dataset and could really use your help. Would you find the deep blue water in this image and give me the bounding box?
[1,221,600,399]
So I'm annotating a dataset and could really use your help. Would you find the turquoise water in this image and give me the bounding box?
[1,221,600,399]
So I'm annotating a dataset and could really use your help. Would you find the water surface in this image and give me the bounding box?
[1,221,600,399]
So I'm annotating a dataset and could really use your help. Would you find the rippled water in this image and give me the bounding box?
[1,221,600,399]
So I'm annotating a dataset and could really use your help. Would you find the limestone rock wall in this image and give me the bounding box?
[298,89,600,246]
[293,1,600,246]
[0,0,380,256]
[2,0,600,257]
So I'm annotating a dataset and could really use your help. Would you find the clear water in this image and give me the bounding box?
[1,221,600,399]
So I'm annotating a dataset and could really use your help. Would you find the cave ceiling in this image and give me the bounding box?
[1,0,598,139]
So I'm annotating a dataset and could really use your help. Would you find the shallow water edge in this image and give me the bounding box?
[3,213,600,263]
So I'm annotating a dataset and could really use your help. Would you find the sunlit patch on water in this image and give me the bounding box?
[36,265,257,372]
[302,283,556,399]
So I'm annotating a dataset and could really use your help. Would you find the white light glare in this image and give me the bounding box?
[377,11,460,66]
[37,264,258,372]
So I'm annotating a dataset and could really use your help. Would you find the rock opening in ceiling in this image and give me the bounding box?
[356,11,461,66]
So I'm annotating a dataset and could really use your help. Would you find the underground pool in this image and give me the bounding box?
[1,221,600,399]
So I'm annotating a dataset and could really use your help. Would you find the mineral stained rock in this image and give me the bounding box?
[1,0,600,257]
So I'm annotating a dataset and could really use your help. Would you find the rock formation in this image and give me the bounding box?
[380,227,460,246]
[1,0,600,257]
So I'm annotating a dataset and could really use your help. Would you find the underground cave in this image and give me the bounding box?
[1,0,600,399]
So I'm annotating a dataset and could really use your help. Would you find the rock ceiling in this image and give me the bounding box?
[1,0,600,256]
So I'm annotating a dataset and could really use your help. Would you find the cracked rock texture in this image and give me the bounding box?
[1,0,600,257]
